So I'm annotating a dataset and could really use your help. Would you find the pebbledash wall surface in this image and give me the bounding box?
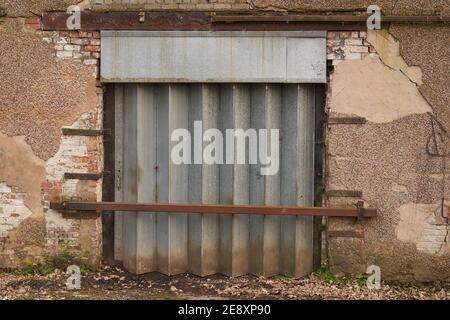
[0,0,449,282]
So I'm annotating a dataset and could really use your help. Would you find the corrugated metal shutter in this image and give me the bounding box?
[114,83,316,277]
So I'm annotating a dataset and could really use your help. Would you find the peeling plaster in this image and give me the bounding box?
[329,55,432,123]
[0,133,45,215]
[0,133,46,266]
[366,29,423,86]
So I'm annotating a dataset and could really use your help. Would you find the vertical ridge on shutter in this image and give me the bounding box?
[188,84,220,276]
[263,85,282,276]
[187,84,204,275]
[135,85,157,274]
[157,84,190,275]
[218,84,234,275]
[294,84,315,277]
[122,85,138,273]
[167,84,189,275]
[280,84,315,277]
[249,84,266,275]
[249,84,282,276]
[155,85,170,274]
[219,84,251,277]
[114,84,124,263]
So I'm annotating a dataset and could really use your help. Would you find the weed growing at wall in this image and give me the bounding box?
[19,250,90,276]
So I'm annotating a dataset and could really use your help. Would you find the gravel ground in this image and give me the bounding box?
[0,267,449,300]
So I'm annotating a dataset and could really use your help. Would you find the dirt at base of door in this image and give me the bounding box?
[1,266,449,300]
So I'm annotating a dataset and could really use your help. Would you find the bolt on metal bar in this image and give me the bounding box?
[49,201,377,217]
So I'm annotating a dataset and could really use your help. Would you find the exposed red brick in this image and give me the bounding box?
[25,17,40,25]
[24,18,41,30]
[79,31,90,38]
[69,31,79,38]
[327,31,337,40]
[84,45,100,52]
[90,39,101,46]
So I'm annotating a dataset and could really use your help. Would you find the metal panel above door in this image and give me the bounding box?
[101,31,327,83]
[114,83,317,277]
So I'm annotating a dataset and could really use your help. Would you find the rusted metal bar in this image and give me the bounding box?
[41,11,450,31]
[62,128,104,136]
[212,14,450,23]
[42,11,211,31]
[211,21,366,31]
[41,11,366,31]
[64,173,103,180]
[49,201,377,217]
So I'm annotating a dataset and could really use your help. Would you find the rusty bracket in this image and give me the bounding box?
[356,200,366,222]
[139,12,145,23]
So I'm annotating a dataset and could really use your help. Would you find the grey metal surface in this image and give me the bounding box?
[113,85,124,262]
[115,83,317,277]
[101,31,326,83]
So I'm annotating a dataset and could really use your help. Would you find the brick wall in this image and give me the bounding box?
[0,17,103,267]
[326,31,375,65]
[0,184,33,239]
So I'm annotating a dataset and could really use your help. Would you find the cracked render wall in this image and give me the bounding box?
[0,16,103,268]
[326,28,450,282]
[0,1,449,282]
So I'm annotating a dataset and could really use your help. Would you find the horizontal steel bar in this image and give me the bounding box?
[49,201,377,217]
[42,12,449,32]
[212,14,450,23]
[42,11,211,31]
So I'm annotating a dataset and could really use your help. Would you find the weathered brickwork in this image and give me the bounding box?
[0,184,33,239]
[44,109,103,263]
[326,31,375,65]
[0,17,103,267]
